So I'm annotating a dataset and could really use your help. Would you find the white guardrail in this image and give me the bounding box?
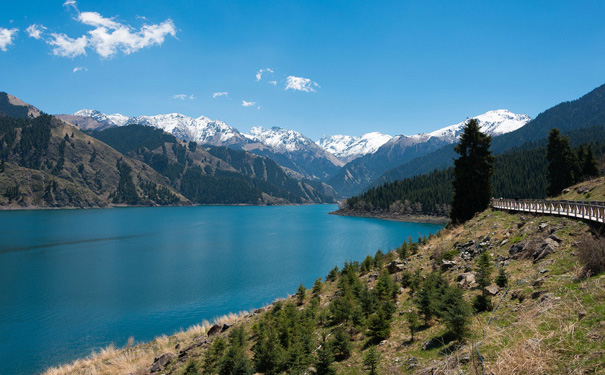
[491,198,605,224]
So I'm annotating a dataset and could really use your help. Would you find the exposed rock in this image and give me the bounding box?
[539,268,549,274]
[533,238,558,263]
[532,277,546,287]
[207,324,222,337]
[407,356,418,370]
[221,323,232,332]
[509,243,525,257]
[500,239,509,246]
[548,234,563,243]
[531,290,546,300]
[150,352,175,373]
[538,223,549,232]
[457,272,476,288]
[486,284,500,295]
[511,290,526,302]
[440,259,456,271]
[578,310,587,320]
[516,279,528,286]
[387,261,404,274]
[422,337,441,350]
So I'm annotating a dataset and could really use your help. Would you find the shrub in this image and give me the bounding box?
[577,234,605,278]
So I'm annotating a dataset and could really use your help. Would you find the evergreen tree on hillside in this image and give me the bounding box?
[450,119,494,224]
[546,128,576,196]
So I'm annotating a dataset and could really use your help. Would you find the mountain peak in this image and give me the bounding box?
[317,132,393,163]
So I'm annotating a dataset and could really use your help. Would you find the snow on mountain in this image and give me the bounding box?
[427,109,531,142]
[317,132,392,162]
[71,110,248,146]
[245,126,320,153]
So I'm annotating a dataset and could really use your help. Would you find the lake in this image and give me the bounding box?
[0,205,443,375]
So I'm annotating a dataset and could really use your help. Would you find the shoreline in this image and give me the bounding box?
[329,208,449,224]
[0,201,336,212]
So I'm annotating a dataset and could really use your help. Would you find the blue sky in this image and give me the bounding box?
[1,0,605,140]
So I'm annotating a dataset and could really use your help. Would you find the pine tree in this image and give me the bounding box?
[546,128,576,196]
[441,286,473,342]
[315,336,336,375]
[297,284,306,305]
[405,311,418,342]
[363,346,380,375]
[581,143,599,179]
[450,118,494,224]
[495,267,508,288]
[473,251,493,312]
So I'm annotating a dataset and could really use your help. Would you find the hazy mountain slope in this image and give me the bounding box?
[374,83,605,186]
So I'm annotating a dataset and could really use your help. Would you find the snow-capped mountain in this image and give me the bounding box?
[327,109,531,197]
[427,109,531,142]
[245,126,320,153]
[243,126,344,179]
[61,110,343,180]
[317,132,393,163]
[67,110,249,147]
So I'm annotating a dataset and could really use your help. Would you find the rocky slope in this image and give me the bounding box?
[43,192,605,375]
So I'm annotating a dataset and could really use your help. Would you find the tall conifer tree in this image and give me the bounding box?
[450,119,494,224]
[546,128,576,196]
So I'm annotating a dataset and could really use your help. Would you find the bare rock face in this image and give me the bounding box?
[485,284,500,295]
[440,259,456,271]
[150,352,175,373]
[387,261,405,274]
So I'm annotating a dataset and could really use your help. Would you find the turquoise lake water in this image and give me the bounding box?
[0,205,443,374]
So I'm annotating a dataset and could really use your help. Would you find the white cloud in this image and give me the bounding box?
[48,33,88,57]
[212,91,228,98]
[73,66,87,73]
[39,6,177,58]
[255,67,274,81]
[26,24,46,40]
[0,27,18,52]
[173,94,195,100]
[268,80,277,85]
[83,13,177,58]
[285,76,320,92]
[63,0,77,8]
[242,100,256,107]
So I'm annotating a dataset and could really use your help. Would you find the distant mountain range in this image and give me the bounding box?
[0,93,336,208]
[5,82,605,207]
[57,108,530,196]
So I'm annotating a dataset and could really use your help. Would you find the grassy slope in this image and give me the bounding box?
[44,204,605,375]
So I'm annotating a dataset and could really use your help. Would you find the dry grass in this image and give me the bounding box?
[42,311,249,375]
[576,234,605,278]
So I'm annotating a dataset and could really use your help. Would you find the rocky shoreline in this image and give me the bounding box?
[329,207,449,224]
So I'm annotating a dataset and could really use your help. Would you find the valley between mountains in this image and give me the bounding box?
[4,82,605,213]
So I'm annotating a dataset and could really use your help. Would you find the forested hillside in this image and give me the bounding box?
[339,126,605,218]
[0,114,187,208]
[373,84,605,188]
[90,125,336,205]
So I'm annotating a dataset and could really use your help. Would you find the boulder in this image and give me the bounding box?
[150,353,175,373]
[509,243,525,257]
[538,223,549,232]
[440,260,456,271]
[485,284,500,296]
[221,323,232,332]
[457,272,476,288]
[387,261,405,274]
[207,324,222,337]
